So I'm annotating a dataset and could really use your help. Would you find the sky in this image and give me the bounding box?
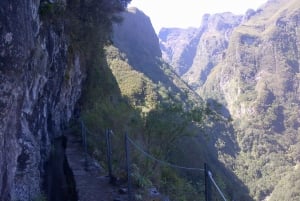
[128,0,268,33]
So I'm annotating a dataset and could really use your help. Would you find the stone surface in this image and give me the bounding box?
[0,0,85,200]
[159,13,243,88]
[159,1,300,200]
[66,133,128,201]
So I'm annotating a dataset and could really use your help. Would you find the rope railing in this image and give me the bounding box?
[126,135,229,201]
[127,136,204,171]
[208,171,227,201]
[80,120,88,167]
[80,120,98,136]
[78,119,228,201]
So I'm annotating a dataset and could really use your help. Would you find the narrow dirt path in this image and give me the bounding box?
[66,134,128,201]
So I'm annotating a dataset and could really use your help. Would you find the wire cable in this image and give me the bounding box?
[78,121,227,199]
[83,123,96,136]
[208,171,227,201]
[127,136,204,171]
[80,120,100,136]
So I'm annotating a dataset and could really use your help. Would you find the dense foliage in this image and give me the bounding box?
[58,1,209,200]
[78,19,251,199]
[79,43,208,200]
[53,0,258,200]
[158,1,300,200]
[198,1,300,200]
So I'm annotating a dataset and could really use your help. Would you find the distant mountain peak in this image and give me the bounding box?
[113,7,161,69]
[159,12,242,80]
[158,0,300,200]
[127,6,146,15]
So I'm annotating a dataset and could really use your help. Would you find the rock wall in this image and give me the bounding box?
[197,1,300,199]
[0,0,84,200]
[159,13,242,88]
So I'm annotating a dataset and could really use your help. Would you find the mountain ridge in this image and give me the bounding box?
[159,12,243,89]
[106,7,252,200]
[158,0,300,200]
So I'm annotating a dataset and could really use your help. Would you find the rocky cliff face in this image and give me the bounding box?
[183,13,243,88]
[159,27,199,76]
[159,13,243,88]
[0,1,84,200]
[112,7,206,104]
[204,0,300,119]
[203,2,300,199]
[159,0,300,200]
[109,8,252,200]
[113,8,162,73]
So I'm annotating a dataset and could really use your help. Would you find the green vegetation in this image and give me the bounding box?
[199,1,300,200]
[40,0,259,200]
[79,43,207,200]
[39,1,65,19]
[33,194,47,201]
[69,13,243,200]
[57,1,209,199]
[269,167,300,201]
[91,35,252,200]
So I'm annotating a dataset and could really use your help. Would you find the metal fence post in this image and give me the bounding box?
[125,133,132,201]
[84,124,88,168]
[204,163,211,201]
[80,120,84,145]
[80,120,88,167]
[106,129,113,182]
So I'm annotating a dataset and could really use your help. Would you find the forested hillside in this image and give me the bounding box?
[159,12,243,88]
[159,0,300,200]
[3,0,298,200]
[80,6,252,201]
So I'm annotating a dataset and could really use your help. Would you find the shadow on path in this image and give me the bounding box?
[65,133,128,201]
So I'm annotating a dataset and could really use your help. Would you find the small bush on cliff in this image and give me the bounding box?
[33,194,47,201]
[39,1,65,22]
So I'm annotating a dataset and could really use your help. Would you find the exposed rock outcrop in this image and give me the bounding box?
[113,7,202,102]
[159,0,300,200]
[159,13,243,88]
[159,27,199,76]
[0,1,84,200]
[113,7,162,71]
[201,1,300,199]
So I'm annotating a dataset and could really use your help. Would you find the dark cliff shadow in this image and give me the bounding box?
[139,96,252,200]
[112,10,195,100]
[43,136,78,201]
[199,98,252,201]
[206,98,232,119]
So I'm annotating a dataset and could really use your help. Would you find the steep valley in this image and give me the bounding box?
[159,0,300,200]
[103,7,250,201]
[1,0,299,200]
[0,0,246,200]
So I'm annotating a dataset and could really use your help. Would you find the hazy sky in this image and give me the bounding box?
[129,0,268,33]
